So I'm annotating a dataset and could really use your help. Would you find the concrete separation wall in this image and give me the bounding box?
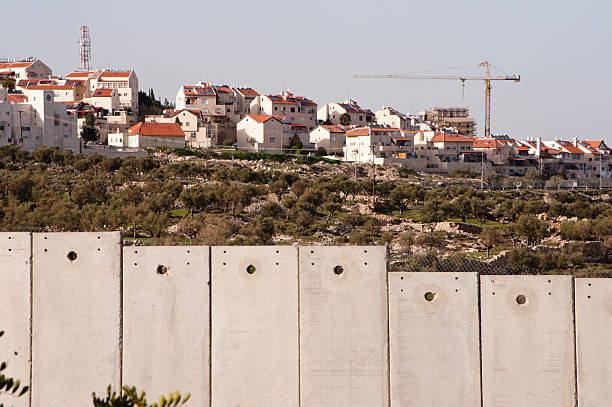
[211,246,298,407]
[0,233,31,407]
[32,232,122,407]
[480,275,576,406]
[388,272,480,407]
[299,246,389,407]
[3,236,612,406]
[575,278,612,407]
[123,246,210,407]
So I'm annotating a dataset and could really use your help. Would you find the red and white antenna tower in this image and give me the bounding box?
[78,26,91,72]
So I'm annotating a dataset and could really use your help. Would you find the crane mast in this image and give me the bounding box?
[354,61,520,138]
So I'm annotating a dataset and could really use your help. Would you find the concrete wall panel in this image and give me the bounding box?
[32,232,121,407]
[388,272,480,407]
[480,275,575,406]
[575,278,612,406]
[211,246,298,407]
[0,233,31,407]
[299,246,389,407]
[123,246,209,407]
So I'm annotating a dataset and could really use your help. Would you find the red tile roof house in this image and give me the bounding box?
[126,122,186,148]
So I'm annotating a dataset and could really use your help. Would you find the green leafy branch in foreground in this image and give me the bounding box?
[93,386,190,407]
[0,330,29,407]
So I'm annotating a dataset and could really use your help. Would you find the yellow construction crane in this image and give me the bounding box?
[354,61,520,138]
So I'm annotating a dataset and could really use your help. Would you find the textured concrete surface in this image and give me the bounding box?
[211,246,298,407]
[575,278,612,407]
[32,232,121,407]
[299,246,389,407]
[480,275,575,406]
[0,233,31,407]
[389,272,480,407]
[123,246,209,407]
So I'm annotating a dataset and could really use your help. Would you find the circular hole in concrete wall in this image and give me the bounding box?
[67,251,77,261]
[246,264,256,275]
[156,265,168,275]
[424,292,436,302]
[333,265,344,275]
[516,294,527,305]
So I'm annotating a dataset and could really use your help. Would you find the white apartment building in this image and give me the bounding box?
[83,88,120,113]
[66,69,139,114]
[343,126,414,165]
[0,59,52,80]
[176,83,222,116]
[318,99,375,126]
[249,91,317,129]
[309,124,346,153]
[375,107,420,131]
[237,114,294,153]
[0,88,79,151]
[16,78,89,103]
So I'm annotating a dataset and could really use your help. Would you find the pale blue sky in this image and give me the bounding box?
[4,0,611,141]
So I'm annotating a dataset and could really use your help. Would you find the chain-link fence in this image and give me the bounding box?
[390,248,612,277]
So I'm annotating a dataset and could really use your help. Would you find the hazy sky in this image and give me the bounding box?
[4,0,611,142]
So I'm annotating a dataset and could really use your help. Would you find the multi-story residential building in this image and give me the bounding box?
[176,83,260,123]
[83,88,120,113]
[375,107,420,131]
[309,124,346,153]
[317,99,375,126]
[418,107,476,137]
[250,91,317,129]
[16,79,85,103]
[343,126,414,165]
[0,59,52,80]
[176,83,227,118]
[408,131,486,173]
[233,87,260,118]
[473,137,518,165]
[237,114,295,153]
[0,87,79,151]
[66,69,139,114]
[145,109,217,148]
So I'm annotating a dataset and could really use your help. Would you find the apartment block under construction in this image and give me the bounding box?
[418,107,476,137]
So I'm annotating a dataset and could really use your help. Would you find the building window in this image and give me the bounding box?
[274,107,278,111]
[269,137,276,142]
[291,107,295,113]
[22,126,30,131]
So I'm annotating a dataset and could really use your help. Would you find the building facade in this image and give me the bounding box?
[250,91,317,129]
[237,114,294,153]
[318,100,375,126]
[0,88,79,151]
